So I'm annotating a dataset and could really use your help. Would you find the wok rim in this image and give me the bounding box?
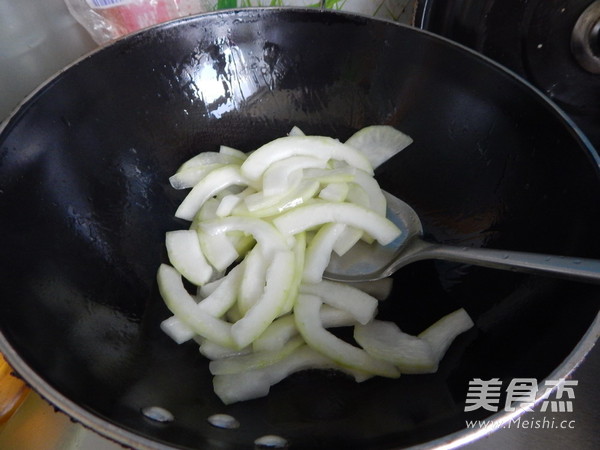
[0,7,599,449]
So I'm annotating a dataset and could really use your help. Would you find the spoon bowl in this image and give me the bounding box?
[325,191,600,284]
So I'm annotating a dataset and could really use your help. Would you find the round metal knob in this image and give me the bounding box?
[571,0,600,74]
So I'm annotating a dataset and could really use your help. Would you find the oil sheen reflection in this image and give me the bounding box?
[180,38,286,119]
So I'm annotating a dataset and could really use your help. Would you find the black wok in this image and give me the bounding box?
[0,8,599,450]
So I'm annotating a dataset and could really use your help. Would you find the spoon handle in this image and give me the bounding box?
[417,241,600,284]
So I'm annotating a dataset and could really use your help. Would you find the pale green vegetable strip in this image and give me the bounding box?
[241,135,373,181]
[253,305,357,352]
[288,125,305,137]
[214,185,246,199]
[197,230,239,272]
[160,315,196,344]
[304,167,357,184]
[252,315,298,352]
[273,202,401,246]
[199,339,251,360]
[332,226,363,256]
[191,197,219,227]
[344,125,413,169]
[165,230,213,286]
[169,163,225,190]
[177,151,244,172]
[238,245,268,315]
[213,370,270,405]
[354,320,438,374]
[351,170,387,216]
[157,264,237,349]
[318,182,350,202]
[280,232,306,314]
[418,308,474,361]
[219,145,247,160]
[309,167,385,215]
[330,180,368,253]
[230,250,296,348]
[302,223,347,284]
[226,301,244,323]
[339,187,376,257]
[176,166,253,220]
[197,276,225,298]
[315,304,359,327]
[300,279,378,325]
[216,194,242,217]
[242,180,320,217]
[231,232,255,256]
[262,155,327,196]
[198,228,253,271]
[350,278,394,301]
[200,216,291,258]
[209,335,305,375]
[294,294,399,378]
[213,345,372,405]
[196,263,244,317]
[216,186,255,218]
[345,183,370,208]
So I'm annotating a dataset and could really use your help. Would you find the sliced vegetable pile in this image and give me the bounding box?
[157,125,474,404]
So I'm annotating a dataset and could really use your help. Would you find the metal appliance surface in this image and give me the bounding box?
[415,0,600,151]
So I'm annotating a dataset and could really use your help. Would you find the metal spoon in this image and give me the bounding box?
[325,191,600,283]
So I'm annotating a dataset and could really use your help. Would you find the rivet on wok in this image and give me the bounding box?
[254,434,288,448]
[207,413,240,429]
[141,406,175,423]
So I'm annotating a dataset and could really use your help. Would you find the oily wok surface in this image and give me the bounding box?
[0,8,599,450]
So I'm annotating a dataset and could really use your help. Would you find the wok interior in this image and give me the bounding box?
[1,9,599,449]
